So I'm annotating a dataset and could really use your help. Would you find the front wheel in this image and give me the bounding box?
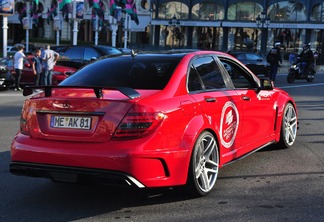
[186,131,219,197]
[306,74,315,82]
[276,103,298,148]
[287,71,296,83]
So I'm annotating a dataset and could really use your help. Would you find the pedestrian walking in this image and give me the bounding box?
[267,42,282,81]
[13,44,26,91]
[31,48,43,86]
[42,44,59,86]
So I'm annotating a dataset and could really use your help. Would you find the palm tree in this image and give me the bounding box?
[289,1,306,21]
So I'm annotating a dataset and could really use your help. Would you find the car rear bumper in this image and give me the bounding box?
[11,133,190,188]
[10,162,146,188]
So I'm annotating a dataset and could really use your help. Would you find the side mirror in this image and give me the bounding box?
[259,79,274,91]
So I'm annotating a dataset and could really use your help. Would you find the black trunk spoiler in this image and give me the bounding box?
[23,85,141,99]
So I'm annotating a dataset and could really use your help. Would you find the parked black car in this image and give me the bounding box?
[53,45,123,69]
[229,52,270,76]
[0,58,14,90]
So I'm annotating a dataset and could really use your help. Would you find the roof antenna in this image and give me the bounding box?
[131,49,137,59]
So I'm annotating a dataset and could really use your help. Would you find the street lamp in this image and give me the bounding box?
[256,11,270,28]
[168,15,180,48]
[256,11,270,56]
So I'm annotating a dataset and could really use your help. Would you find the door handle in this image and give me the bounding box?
[205,97,217,102]
[242,96,251,101]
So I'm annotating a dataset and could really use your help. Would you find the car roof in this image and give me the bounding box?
[96,49,213,60]
[229,51,254,55]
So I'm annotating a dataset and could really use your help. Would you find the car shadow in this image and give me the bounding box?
[0,150,196,222]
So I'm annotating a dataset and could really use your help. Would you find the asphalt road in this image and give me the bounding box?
[0,73,323,222]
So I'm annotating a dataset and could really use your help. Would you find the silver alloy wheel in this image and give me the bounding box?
[193,132,219,194]
[282,103,298,147]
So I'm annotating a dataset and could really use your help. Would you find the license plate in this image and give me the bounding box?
[50,116,92,130]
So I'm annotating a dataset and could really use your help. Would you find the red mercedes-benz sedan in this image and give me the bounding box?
[10,50,298,196]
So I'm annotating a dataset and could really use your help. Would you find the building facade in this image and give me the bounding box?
[3,0,324,63]
[150,0,324,62]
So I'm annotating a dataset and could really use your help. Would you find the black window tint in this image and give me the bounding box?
[60,55,180,90]
[94,46,122,55]
[61,47,83,60]
[235,54,245,60]
[84,47,100,61]
[220,58,257,89]
[246,53,260,60]
[193,56,226,89]
[188,65,203,92]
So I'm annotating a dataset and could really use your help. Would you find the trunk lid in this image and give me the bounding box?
[21,87,142,142]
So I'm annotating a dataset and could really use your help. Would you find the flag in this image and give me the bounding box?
[58,0,72,21]
[18,2,27,24]
[110,0,123,21]
[32,0,39,26]
[58,0,72,13]
[47,0,58,24]
[123,0,139,25]
[109,0,118,20]
[76,1,84,19]
[89,0,104,20]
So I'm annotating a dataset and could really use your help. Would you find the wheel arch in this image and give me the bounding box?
[274,97,298,142]
[179,115,221,182]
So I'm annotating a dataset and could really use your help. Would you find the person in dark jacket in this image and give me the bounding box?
[298,43,314,74]
[31,48,43,86]
[267,42,282,81]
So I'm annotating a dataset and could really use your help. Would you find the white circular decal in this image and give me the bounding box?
[220,101,239,148]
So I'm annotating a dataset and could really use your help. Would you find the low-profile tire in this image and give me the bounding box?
[287,72,296,83]
[276,103,298,148]
[306,73,315,82]
[186,131,219,197]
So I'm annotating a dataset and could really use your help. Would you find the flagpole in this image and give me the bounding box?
[94,15,99,45]
[2,16,8,58]
[72,0,78,45]
[56,12,62,45]
[26,1,31,52]
[123,13,129,49]
[109,15,118,48]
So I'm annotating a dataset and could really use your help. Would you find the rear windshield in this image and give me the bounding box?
[60,55,181,90]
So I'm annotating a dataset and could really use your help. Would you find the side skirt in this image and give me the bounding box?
[221,141,276,167]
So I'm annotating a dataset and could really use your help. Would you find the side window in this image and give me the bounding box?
[84,47,101,61]
[246,53,260,61]
[192,56,226,90]
[61,47,83,60]
[188,65,204,92]
[220,59,258,89]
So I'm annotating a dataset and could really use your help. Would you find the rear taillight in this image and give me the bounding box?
[20,116,29,135]
[113,112,166,140]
